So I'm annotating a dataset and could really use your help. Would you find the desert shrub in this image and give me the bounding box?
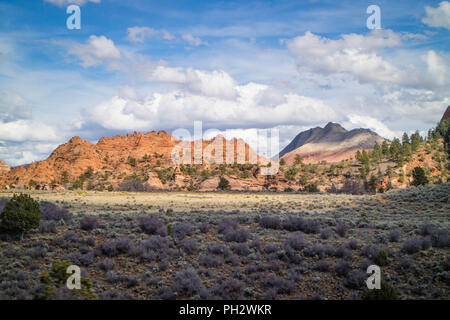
[231,243,250,256]
[377,250,388,266]
[80,237,95,247]
[139,215,167,236]
[200,254,223,267]
[172,222,194,240]
[320,229,332,239]
[124,275,139,288]
[218,219,250,243]
[135,236,171,261]
[259,216,282,229]
[98,258,115,272]
[304,244,333,259]
[99,238,131,257]
[264,243,279,254]
[99,290,131,300]
[402,238,431,254]
[39,220,57,233]
[263,276,295,294]
[0,194,41,235]
[250,238,262,250]
[217,218,238,234]
[208,242,231,257]
[397,257,412,273]
[360,245,380,261]
[335,223,348,237]
[335,260,351,277]
[282,217,320,234]
[430,229,449,247]
[66,251,94,266]
[157,286,176,300]
[363,280,398,300]
[419,223,436,236]
[212,279,244,300]
[54,231,78,249]
[26,247,47,259]
[388,230,401,242]
[39,201,72,221]
[80,216,98,231]
[199,223,210,233]
[346,239,358,250]
[315,260,331,272]
[334,245,353,260]
[344,270,366,289]
[180,238,197,254]
[172,269,208,298]
[285,232,307,250]
[224,227,249,243]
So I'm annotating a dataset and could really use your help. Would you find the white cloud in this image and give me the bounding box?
[142,65,238,99]
[0,91,31,122]
[286,30,409,85]
[346,114,402,140]
[182,34,208,46]
[0,120,59,142]
[44,0,100,7]
[422,50,447,86]
[422,1,450,30]
[69,35,121,68]
[82,68,339,132]
[126,27,174,43]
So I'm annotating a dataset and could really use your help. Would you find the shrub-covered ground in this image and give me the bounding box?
[0,183,448,300]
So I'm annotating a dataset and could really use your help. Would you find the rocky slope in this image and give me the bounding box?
[0,131,274,191]
[279,122,386,164]
[0,159,9,174]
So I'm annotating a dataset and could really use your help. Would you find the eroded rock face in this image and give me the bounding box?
[0,159,10,173]
[0,131,269,190]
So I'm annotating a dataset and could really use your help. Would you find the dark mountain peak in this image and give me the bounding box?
[441,106,450,123]
[278,122,384,158]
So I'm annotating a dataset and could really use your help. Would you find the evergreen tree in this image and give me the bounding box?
[411,167,429,186]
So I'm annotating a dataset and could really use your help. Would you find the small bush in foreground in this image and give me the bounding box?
[363,281,398,300]
[0,194,40,236]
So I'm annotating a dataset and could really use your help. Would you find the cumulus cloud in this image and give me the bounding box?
[127,27,174,42]
[44,0,100,6]
[422,1,450,30]
[346,114,402,140]
[82,68,339,132]
[422,50,447,87]
[69,35,121,68]
[0,91,31,122]
[0,120,59,142]
[140,65,238,99]
[182,34,208,46]
[286,30,409,85]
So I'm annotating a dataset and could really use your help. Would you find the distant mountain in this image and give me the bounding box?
[279,122,387,164]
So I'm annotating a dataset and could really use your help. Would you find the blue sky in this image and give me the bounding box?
[0,0,449,166]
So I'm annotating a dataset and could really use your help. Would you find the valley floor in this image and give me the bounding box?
[0,184,449,300]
